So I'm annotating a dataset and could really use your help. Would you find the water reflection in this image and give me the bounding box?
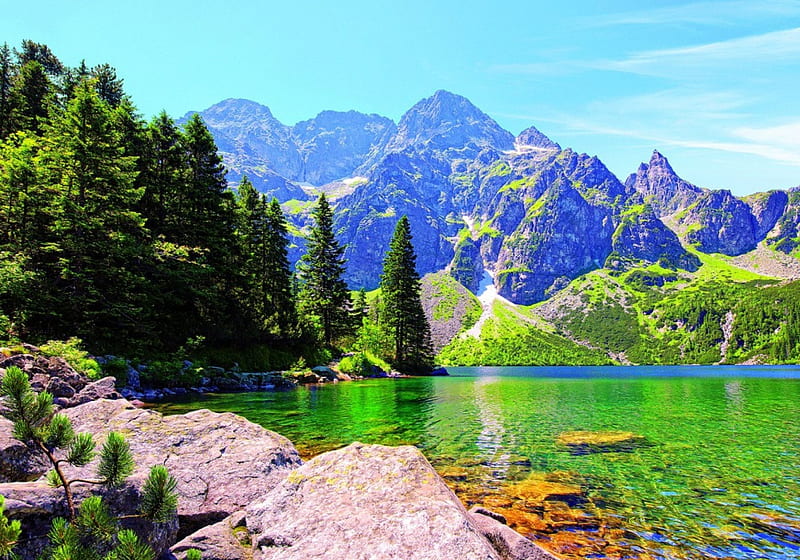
[155,368,800,560]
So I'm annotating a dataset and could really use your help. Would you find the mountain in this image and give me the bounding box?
[186,91,800,363]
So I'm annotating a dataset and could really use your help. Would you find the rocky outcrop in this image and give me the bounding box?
[495,181,614,304]
[63,399,302,531]
[450,236,484,292]
[681,189,758,255]
[516,126,560,151]
[169,511,250,560]
[610,205,700,271]
[245,442,502,559]
[766,187,800,255]
[0,353,116,409]
[626,150,704,216]
[746,190,789,239]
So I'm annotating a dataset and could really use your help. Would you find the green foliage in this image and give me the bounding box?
[44,500,157,560]
[139,465,178,523]
[438,301,610,366]
[0,495,21,559]
[338,351,390,375]
[40,339,101,380]
[101,358,130,386]
[97,432,134,486]
[184,549,202,560]
[64,432,94,467]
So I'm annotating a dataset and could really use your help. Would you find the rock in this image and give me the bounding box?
[680,189,758,256]
[64,399,302,531]
[469,507,561,560]
[610,204,700,271]
[430,367,449,376]
[0,417,48,482]
[0,478,179,559]
[509,477,585,507]
[169,511,250,560]
[516,126,560,151]
[69,376,120,405]
[46,376,76,398]
[556,430,647,454]
[625,150,703,216]
[310,366,336,380]
[297,372,322,384]
[246,442,501,559]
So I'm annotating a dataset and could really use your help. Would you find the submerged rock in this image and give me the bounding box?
[557,430,647,454]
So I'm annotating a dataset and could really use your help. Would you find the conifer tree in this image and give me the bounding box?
[379,216,434,372]
[262,197,296,336]
[298,194,350,346]
[0,43,15,139]
[10,61,51,135]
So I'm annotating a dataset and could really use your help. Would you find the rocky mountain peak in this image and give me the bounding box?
[516,126,560,150]
[385,90,514,154]
[626,149,703,216]
[648,150,676,175]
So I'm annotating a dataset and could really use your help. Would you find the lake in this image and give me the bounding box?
[153,366,800,560]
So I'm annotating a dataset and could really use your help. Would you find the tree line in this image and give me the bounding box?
[0,40,433,373]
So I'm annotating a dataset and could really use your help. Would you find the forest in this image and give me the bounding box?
[0,40,433,376]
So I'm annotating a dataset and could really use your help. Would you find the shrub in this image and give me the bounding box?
[40,338,102,380]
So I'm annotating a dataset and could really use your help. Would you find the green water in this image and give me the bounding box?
[154,366,800,559]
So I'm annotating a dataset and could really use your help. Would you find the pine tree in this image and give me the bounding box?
[10,61,51,135]
[379,216,434,372]
[298,194,350,346]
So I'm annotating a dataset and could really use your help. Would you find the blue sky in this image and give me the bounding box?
[3,0,800,195]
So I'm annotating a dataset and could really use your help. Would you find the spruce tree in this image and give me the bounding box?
[298,194,350,346]
[263,197,296,337]
[379,216,434,372]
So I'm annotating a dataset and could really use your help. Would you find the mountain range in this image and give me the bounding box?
[184,90,800,364]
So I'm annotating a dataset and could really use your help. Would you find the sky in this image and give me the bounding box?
[3,0,800,195]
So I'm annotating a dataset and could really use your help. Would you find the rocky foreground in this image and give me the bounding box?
[1,393,560,559]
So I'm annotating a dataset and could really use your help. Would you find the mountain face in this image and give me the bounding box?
[293,110,396,185]
[189,91,800,304]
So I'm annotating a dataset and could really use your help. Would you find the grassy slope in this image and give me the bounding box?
[434,250,800,366]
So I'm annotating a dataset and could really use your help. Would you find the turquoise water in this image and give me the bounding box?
[154,366,800,559]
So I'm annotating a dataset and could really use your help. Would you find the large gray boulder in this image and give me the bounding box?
[63,399,302,530]
[245,442,501,560]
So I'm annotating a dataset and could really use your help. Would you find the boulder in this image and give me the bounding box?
[469,507,561,560]
[169,511,250,560]
[68,376,120,405]
[64,399,302,531]
[0,417,48,482]
[46,376,76,398]
[246,442,501,559]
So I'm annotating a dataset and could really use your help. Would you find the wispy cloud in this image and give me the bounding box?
[597,27,800,76]
[583,0,800,27]
[555,115,800,167]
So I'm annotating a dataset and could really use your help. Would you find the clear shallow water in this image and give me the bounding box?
[154,366,800,559]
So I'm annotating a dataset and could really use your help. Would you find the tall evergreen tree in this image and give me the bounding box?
[298,193,350,346]
[0,43,15,139]
[263,197,296,336]
[379,216,434,372]
[33,79,146,348]
[10,61,51,135]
